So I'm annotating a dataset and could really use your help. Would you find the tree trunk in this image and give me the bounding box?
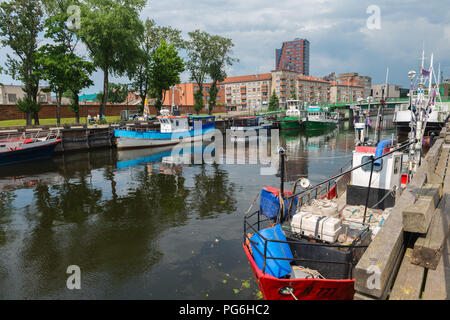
[26,113,32,126]
[56,93,62,126]
[101,68,109,117]
[74,94,80,124]
[33,111,39,125]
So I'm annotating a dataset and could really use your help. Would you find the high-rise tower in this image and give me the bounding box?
[275,38,310,75]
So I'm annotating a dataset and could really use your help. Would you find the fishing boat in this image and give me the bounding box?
[114,115,215,149]
[280,100,307,130]
[0,131,61,166]
[305,106,339,130]
[393,51,449,135]
[242,98,426,299]
[229,116,272,140]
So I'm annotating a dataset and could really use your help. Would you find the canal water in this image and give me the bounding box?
[0,123,395,299]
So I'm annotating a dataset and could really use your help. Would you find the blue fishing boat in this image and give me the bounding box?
[114,115,215,149]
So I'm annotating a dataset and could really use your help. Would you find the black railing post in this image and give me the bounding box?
[363,155,375,225]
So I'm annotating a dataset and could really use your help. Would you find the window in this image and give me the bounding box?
[8,94,16,103]
[362,156,383,172]
[394,157,401,174]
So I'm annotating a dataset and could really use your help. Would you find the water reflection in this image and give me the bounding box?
[0,126,389,299]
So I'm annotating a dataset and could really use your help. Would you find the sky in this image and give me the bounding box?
[0,0,449,94]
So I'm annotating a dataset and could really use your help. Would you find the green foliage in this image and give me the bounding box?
[16,98,42,126]
[186,30,238,115]
[149,40,184,112]
[108,83,129,103]
[0,0,44,124]
[268,90,279,111]
[76,0,145,116]
[194,90,204,115]
[128,18,185,111]
[38,1,94,125]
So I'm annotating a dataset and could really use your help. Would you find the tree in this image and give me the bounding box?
[207,35,237,115]
[0,0,44,126]
[149,41,184,113]
[76,0,145,117]
[39,0,94,125]
[16,98,42,125]
[128,18,185,113]
[186,30,214,115]
[268,90,279,111]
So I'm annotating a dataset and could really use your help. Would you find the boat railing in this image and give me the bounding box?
[243,140,416,278]
[243,210,370,279]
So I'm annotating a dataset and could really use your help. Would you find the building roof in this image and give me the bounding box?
[79,94,99,102]
[330,81,364,88]
[297,75,329,84]
[221,73,272,84]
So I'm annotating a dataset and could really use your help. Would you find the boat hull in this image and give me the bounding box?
[281,117,304,130]
[243,243,355,300]
[306,120,338,130]
[0,139,60,166]
[115,128,214,150]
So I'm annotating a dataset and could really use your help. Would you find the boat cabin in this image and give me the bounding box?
[158,116,190,133]
[232,116,260,127]
[347,144,403,209]
[285,100,305,118]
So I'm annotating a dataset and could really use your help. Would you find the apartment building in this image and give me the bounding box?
[336,73,372,98]
[221,73,272,111]
[275,38,310,75]
[329,81,365,103]
[0,85,51,105]
[162,83,225,109]
[297,75,331,105]
[164,70,372,111]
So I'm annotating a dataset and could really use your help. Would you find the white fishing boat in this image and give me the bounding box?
[394,51,449,134]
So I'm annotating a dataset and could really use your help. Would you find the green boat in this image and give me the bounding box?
[281,100,307,130]
[305,106,339,130]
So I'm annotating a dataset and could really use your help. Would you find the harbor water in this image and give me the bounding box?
[0,123,395,299]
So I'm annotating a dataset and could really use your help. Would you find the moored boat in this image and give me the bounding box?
[281,100,307,130]
[242,106,423,300]
[305,106,339,130]
[114,115,215,149]
[0,131,61,166]
[229,116,272,140]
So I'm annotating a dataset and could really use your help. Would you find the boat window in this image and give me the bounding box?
[176,120,179,126]
[394,157,401,174]
[362,156,383,172]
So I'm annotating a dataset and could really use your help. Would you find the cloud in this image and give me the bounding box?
[1,0,449,93]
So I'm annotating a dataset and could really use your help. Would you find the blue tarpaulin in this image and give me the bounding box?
[259,186,298,220]
[250,224,293,278]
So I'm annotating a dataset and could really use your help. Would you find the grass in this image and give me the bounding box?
[0,116,122,127]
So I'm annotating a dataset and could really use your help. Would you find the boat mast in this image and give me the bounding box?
[409,50,431,173]
[374,68,388,144]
